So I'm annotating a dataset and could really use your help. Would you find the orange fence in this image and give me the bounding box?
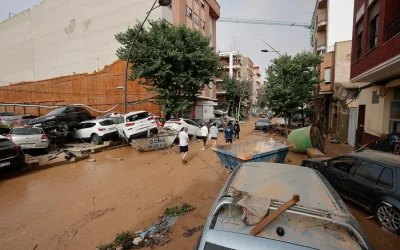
[0,60,162,117]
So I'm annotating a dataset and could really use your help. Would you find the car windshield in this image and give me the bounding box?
[99,120,115,126]
[11,128,44,135]
[46,107,66,116]
[257,119,270,124]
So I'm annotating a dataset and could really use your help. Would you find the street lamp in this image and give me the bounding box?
[123,0,172,114]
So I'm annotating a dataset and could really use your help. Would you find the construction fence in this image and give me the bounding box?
[0,60,162,117]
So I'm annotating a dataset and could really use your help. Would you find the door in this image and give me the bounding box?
[74,123,86,138]
[195,106,203,119]
[348,108,358,147]
[356,105,366,146]
[81,123,96,139]
[326,157,359,198]
[346,161,396,210]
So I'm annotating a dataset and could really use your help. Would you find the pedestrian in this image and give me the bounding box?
[179,127,189,164]
[225,121,234,144]
[233,120,241,139]
[210,122,219,147]
[200,123,209,150]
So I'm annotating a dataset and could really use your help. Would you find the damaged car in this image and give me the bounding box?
[28,106,93,132]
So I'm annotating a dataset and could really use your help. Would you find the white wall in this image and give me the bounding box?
[328,0,354,46]
[0,0,170,84]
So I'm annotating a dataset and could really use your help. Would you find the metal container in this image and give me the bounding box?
[131,132,178,152]
[214,140,289,170]
[287,125,325,154]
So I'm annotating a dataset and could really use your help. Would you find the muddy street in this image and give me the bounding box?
[0,119,398,250]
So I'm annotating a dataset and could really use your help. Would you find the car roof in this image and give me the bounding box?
[124,110,147,116]
[80,119,110,123]
[228,163,339,211]
[211,163,365,250]
[345,150,400,167]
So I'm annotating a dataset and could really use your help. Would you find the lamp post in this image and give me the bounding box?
[123,0,172,114]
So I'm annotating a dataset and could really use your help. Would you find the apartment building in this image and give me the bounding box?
[216,50,258,116]
[350,0,400,146]
[252,66,262,115]
[0,0,220,117]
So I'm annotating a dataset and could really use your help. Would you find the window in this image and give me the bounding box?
[99,120,115,126]
[354,161,384,183]
[368,1,379,50]
[378,168,393,188]
[355,19,363,60]
[194,13,199,25]
[201,0,205,9]
[328,157,358,173]
[324,67,331,84]
[186,6,192,18]
[11,128,43,135]
[372,90,379,104]
[83,123,96,129]
[200,19,205,30]
[126,112,149,122]
[237,70,241,78]
[394,87,400,100]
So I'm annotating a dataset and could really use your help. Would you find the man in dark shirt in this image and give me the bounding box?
[233,121,240,139]
[225,122,234,144]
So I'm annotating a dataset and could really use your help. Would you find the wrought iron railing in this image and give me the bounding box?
[386,14,400,41]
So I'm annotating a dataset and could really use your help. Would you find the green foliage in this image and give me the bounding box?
[265,51,323,118]
[164,203,196,216]
[114,231,133,246]
[257,84,269,109]
[115,20,220,116]
[220,77,252,118]
[96,243,114,250]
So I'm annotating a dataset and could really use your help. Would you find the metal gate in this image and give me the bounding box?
[348,108,358,147]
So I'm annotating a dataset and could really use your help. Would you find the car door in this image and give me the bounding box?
[81,123,96,139]
[326,157,360,198]
[346,161,395,210]
[74,123,86,138]
[184,119,198,136]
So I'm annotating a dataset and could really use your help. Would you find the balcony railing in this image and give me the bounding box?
[386,14,400,41]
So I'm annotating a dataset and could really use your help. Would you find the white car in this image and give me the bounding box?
[163,118,202,137]
[73,119,119,145]
[113,111,158,140]
[7,127,49,150]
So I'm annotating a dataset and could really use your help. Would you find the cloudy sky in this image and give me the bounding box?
[0,0,352,80]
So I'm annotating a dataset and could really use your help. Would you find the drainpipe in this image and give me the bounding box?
[229,51,233,78]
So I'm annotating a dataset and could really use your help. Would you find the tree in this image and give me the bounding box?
[257,83,269,110]
[115,20,220,119]
[265,52,322,129]
[221,77,252,120]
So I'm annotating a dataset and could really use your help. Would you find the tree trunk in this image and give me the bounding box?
[301,106,305,127]
[284,116,288,137]
[288,114,292,127]
[237,97,242,121]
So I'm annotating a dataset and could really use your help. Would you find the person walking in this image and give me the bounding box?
[200,123,209,150]
[179,127,189,164]
[225,121,234,144]
[233,120,241,139]
[210,123,219,147]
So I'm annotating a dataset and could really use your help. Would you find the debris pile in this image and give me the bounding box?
[96,203,196,250]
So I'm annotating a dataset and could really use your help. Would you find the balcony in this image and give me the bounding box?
[316,11,327,32]
[386,14,400,41]
[316,37,327,53]
[317,0,327,9]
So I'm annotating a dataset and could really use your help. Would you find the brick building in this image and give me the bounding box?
[350,0,400,146]
[0,0,220,118]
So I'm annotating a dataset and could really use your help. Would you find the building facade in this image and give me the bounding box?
[251,66,262,115]
[0,0,220,118]
[350,0,400,146]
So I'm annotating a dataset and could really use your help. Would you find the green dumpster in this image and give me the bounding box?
[287,125,325,154]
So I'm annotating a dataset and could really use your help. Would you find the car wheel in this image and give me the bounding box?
[375,203,400,235]
[91,134,103,145]
[58,120,69,132]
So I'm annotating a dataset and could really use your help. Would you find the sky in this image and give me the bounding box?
[0,0,352,80]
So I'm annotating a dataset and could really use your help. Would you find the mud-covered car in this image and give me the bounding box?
[28,106,92,132]
[197,162,373,250]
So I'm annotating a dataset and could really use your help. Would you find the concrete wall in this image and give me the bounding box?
[0,61,162,117]
[334,41,352,86]
[0,0,168,84]
[319,52,334,92]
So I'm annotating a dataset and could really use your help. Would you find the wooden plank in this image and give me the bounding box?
[250,194,300,236]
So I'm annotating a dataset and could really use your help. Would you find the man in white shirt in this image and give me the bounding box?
[209,123,219,147]
[178,127,189,164]
[200,123,209,150]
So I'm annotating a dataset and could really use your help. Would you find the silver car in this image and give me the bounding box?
[197,163,373,250]
[8,127,49,150]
